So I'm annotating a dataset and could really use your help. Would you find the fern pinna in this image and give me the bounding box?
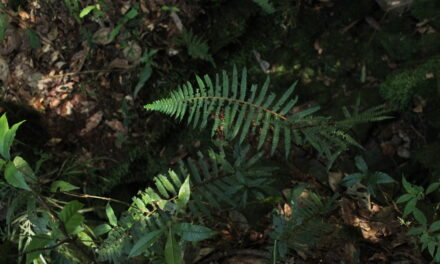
[145,67,390,159]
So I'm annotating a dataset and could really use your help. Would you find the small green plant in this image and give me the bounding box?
[176,30,215,66]
[108,4,139,43]
[271,185,338,260]
[133,48,158,98]
[64,0,81,23]
[396,177,440,261]
[341,155,395,197]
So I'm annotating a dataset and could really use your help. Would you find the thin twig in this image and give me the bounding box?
[63,192,131,206]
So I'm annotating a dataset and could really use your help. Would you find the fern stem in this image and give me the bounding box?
[181,96,289,121]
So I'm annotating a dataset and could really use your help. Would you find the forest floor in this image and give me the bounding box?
[1,0,439,263]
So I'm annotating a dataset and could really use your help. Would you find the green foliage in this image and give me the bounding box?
[397,177,440,262]
[109,4,139,43]
[133,49,157,98]
[0,113,24,160]
[177,30,215,66]
[379,56,440,109]
[58,201,85,235]
[271,185,338,259]
[0,13,9,42]
[64,0,81,23]
[50,180,80,193]
[161,5,180,12]
[96,167,218,262]
[145,67,390,159]
[341,155,395,197]
[25,235,52,264]
[79,5,97,18]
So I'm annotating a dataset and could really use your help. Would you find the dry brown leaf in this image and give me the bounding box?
[57,101,74,116]
[18,11,30,20]
[47,27,59,41]
[0,56,9,83]
[46,138,62,146]
[108,58,130,69]
[314,39,323,54]
[80,111,103,135]
[328,171,343,192]
[26,72,43,89]
[170,12,183,32]
[0,28,21,55]
[105,119,127,134]
[70,49,88,72]
[253,50,270,73]
[92,28,113,45]
[78,101,97,114]
[380,141,396,156]
[368,252,388,261]
[123,41,142,63]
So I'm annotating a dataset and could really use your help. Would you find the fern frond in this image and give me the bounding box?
[129,145,275,223]
[272,187,338,258]
[97,227,130,263]
[177,30,215,66]
[145,67,298,156]
[145,67,390,159]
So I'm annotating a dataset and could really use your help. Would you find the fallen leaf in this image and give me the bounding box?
[105,119,127,134]
[0,56,9,83]
[253,50,270,73]
[328,172,343,192]
[368,252,388,261]
[346,182,371,211]
[0,28,21,55]
[170,12,183,32]
[80,111,103,136]
[92,28,112,45]
[47,138,62,146]
[314,39,323,54]
[380,141,395,156]
[57,101,74,116]
[70,49,88,72]
[123,41,142,63]
[108,58,130,69]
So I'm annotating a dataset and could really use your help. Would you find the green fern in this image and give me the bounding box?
[95,146,275,262]
[271,185,338,258]
[251,0,276,14]
[145,67,390,159]
[129,145,275,221]
[177,30,215,66]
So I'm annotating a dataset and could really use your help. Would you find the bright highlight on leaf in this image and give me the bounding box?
[106,203,118,227]
[79,5,96,18]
